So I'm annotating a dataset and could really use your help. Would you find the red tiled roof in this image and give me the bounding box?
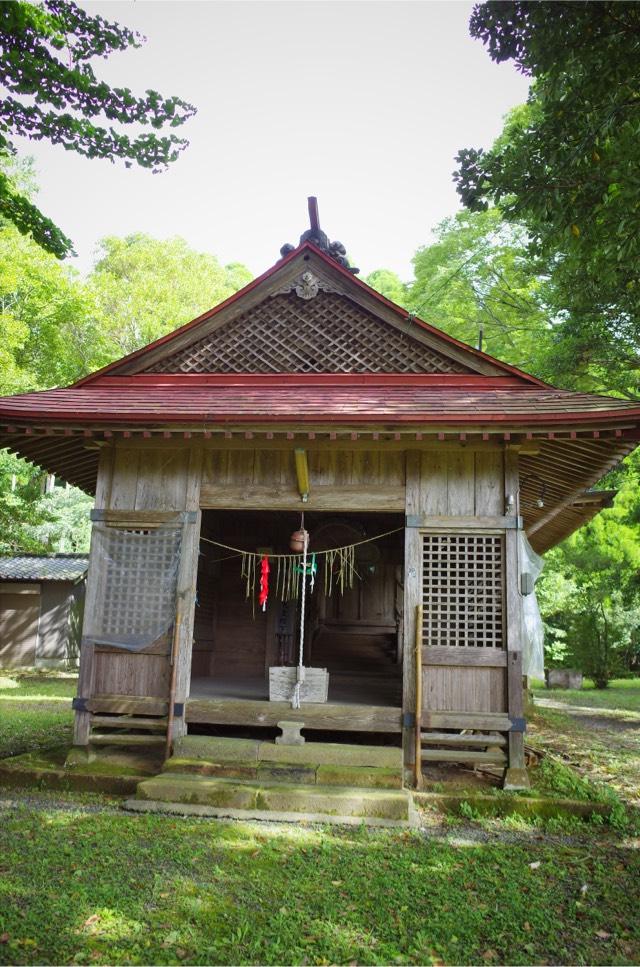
[0,375,638,426]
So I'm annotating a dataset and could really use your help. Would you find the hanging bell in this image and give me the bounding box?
[290,528,309,553]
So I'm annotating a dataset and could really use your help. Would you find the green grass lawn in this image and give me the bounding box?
[1,672,639,965]
[532,677,640,713]
[0,806,638,967]
[0,671,77,759]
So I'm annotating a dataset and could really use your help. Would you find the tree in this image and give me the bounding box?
[30,484,92,552]
[0,223,96,391]
[87,235,252,359]
[455,2,640,398]
[364,269,408,306]
[537,451,640,685]
[406,208,554,374]
[0,0,195,257]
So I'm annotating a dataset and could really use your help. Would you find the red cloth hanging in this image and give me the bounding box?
[259,555,270,611]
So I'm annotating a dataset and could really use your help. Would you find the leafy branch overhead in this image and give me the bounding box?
[0,0,196,257]
[454,2,640,399]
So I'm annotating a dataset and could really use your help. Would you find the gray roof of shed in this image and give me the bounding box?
[0,554,88,582]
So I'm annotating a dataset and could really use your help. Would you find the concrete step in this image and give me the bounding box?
[166,735,403,787]
[134,772,414,824]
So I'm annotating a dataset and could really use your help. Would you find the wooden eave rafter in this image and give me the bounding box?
[1,422,636,525]
[528,490,617,554]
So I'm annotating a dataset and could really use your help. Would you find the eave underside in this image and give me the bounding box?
[0,419,635,554]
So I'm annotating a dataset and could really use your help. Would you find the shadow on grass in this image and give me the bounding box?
[0,807,638,966]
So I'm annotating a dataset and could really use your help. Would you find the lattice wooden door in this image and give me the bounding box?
[420,532,508,715]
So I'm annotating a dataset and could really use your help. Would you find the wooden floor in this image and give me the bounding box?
[187,675,402,733]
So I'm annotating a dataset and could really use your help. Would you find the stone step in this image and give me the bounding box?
[91,716,168,732]
[163,757,401,788]
[90,733,166,747]
[134,772,413,823]
[174,735,402,769]
[166,736,402,787]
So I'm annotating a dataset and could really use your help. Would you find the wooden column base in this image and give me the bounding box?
[73,710,91,746]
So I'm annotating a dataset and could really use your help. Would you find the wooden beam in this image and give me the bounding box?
[185,697,402,733]
[200,483,406,512]
[422,646,507,667]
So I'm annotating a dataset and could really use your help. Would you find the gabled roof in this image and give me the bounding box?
[75,241,547,385]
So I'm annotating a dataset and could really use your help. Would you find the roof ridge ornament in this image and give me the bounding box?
[280,197,360,274]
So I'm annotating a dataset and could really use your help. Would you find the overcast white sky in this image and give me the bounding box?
[15,1,530,280]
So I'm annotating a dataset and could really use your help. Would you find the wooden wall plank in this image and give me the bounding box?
[422,666,505,713]
[447,450,475,516]
[419,451,447,515]
[475,450,504,516]
[109,447,139,509]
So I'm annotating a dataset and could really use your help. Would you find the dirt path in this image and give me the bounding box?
[531,698,640,805]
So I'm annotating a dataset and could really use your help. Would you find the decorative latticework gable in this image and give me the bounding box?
[144,291,472,374]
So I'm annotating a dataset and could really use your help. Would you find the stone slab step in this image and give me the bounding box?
[163,757,402,788]
[174,735,402,769]
[421,748,507,765]
[123,797,417,828]
[90,733,166,747]
[420,732,507,748]
[91,716,168,732]
[135,772,413,822]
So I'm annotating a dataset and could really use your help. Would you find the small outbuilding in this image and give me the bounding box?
[0,554,88,669]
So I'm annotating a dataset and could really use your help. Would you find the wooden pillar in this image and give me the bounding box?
[172,442,203,739]
[402,451,421,781]
[503,447,530,789]
[73,446,114,745]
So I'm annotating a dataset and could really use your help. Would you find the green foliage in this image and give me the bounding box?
[0,224,94,391]
[87,234,252,359]
[30,485,92,552]
[456,2,640,398]
[0,450,53,552]
[363,268,408,306]
[537,453,640,685]
[0,0,196,257]
[0,221,250,550]
[406,208,554,374]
